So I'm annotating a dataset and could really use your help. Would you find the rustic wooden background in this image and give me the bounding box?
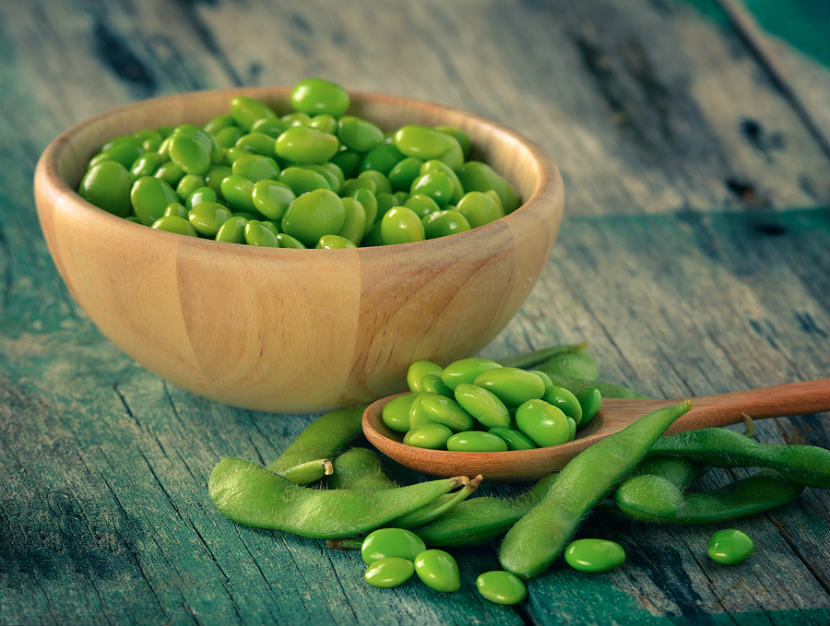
[1,1,828,625]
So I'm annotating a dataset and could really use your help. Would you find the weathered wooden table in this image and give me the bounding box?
[2,1,828,624]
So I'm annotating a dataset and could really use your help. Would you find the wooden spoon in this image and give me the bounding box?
[362,379,830,482]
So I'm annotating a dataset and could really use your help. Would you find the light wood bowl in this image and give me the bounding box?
[34,87,564,413]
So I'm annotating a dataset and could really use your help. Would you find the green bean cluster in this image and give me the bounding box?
[77,77,520,249]
[385,347,603,452]
[207,339,830,601]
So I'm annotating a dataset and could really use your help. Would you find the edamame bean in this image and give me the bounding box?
[279,166,331,195]
[489,426,537,450]
[441,358,502,390]
[515,399,571,447]
[447,431,508,452]
[163,202,187,218]
[276,233,306,249]
[364,558,415,588]
[453,383,510,429]
[395,125,456,160]
[176,174,206,201]
[186,186,218,210]
[330,148,362,178]
[188,201,231,237]
[575,387,602,427]
[335,197,367,245]
[220,175,256,213]
[362,528,426,564]
[410,171,454,207]
[79,161,132,217]
[131,152,164,178]
[404,193,440,218]
[708,529,754,565]
[542,385,583,424]
[244,220,278,247]
[203,113,236,135]
[316,234,356,249]
[360,143,405,175]
[421,160,463,202]
[421,375,452,397]
[169,132,211,175]
[232,153,280,182]
[215,215,247,244]
[358,169,392,194]
[380,206,425,244]
[281,189,345,247]
[499,402,691,579]
[230,95,278,130]
[414,549,460,592]
[252,117,289,137]
[130,176,178,225]
[350,188,378,231]
[308,114,338,134]
[476,571,526,605]
[338,116,384,152]
[251,179,295,221]
[151,215,198,237]
[382,394,417,433]
[434,125,471,160]
[330,447,397,491]
[564,539,626,573]
[407,361,444,393]
[235,131,278,157]
[409,393,474,432]
[456,191,504,228]
[474,367,545,407]
[388,157,424,191]
[291,78,350,117]
[422,210,471,239]
[276,126,340,164]
[214,125,246,149]
[404,423,453,449]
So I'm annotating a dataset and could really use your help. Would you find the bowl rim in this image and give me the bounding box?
[35,86,563,257]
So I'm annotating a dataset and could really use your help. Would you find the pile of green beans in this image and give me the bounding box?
[385,345,604,452]
[207,340,829,600]
[77,77,520,249]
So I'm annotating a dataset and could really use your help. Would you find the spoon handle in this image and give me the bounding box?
[668,378,830,433]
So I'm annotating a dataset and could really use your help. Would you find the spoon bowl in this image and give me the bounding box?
[362,379,829,481]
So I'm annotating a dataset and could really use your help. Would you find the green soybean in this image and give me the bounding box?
[456,191,504,227]
[316,234,356,249]
[169,133,211,175]
[276,233,306,249]
[488,426,537,450]
[364,558,415,588]
[409,394,474,432]
[388,157,424,191]
[209,458,463,539]
[515,399,571,447]
[130,176,178,225]
[422,210,471,239]
[151,215,198,237]
[79,161,132,217]
[244,220,278,247]
[380,206,425,244]
[281,189,345,247]
[230,95,278,130]
[215,215,247,244]
[407,361,444,393]
[232,153,280,182]
[446,431,508,452]
[564,539,626,573]
[474,367,546,407]
[441,358,502,390]
[382,394,417,433]
[410,171,454,207]
[404,423,453,449]
[499,401,691,579]
[279,166,331,195]
[291,78,350,117]
[542,385,583,424]
[330,447,397,491]
[453,383,510,429]
[395,125,456,160]
[362,528,426,564]
[576,387,603,427]
[421,375,453,397]
[476,571,526,605]
[234,131,277,157]
[188,201,231,237]
[163,202,187,219]
[220,175,256,213]
[338,116,384,152]
[414,549,460,592]
[360,143,405,175]
[276,126,340,164]
[648,428,830,488]
[335,197,367,245]
[186,186,217,210]
[708,529,754,565]
[251,180,295,221]
[404,193,441,218]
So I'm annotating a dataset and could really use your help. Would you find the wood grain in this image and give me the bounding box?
[1,0,829,624]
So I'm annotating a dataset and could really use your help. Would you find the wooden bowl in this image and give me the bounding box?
[34,87,564,413]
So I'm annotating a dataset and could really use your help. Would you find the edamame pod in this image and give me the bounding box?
[499,401,691,579]
[649,428,830,488]
[209,458,465,538]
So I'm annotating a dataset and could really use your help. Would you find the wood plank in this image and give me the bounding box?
[1,0,828,217]
[2,207,827,624]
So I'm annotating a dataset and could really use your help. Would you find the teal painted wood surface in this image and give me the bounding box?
[1,1,828,624]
